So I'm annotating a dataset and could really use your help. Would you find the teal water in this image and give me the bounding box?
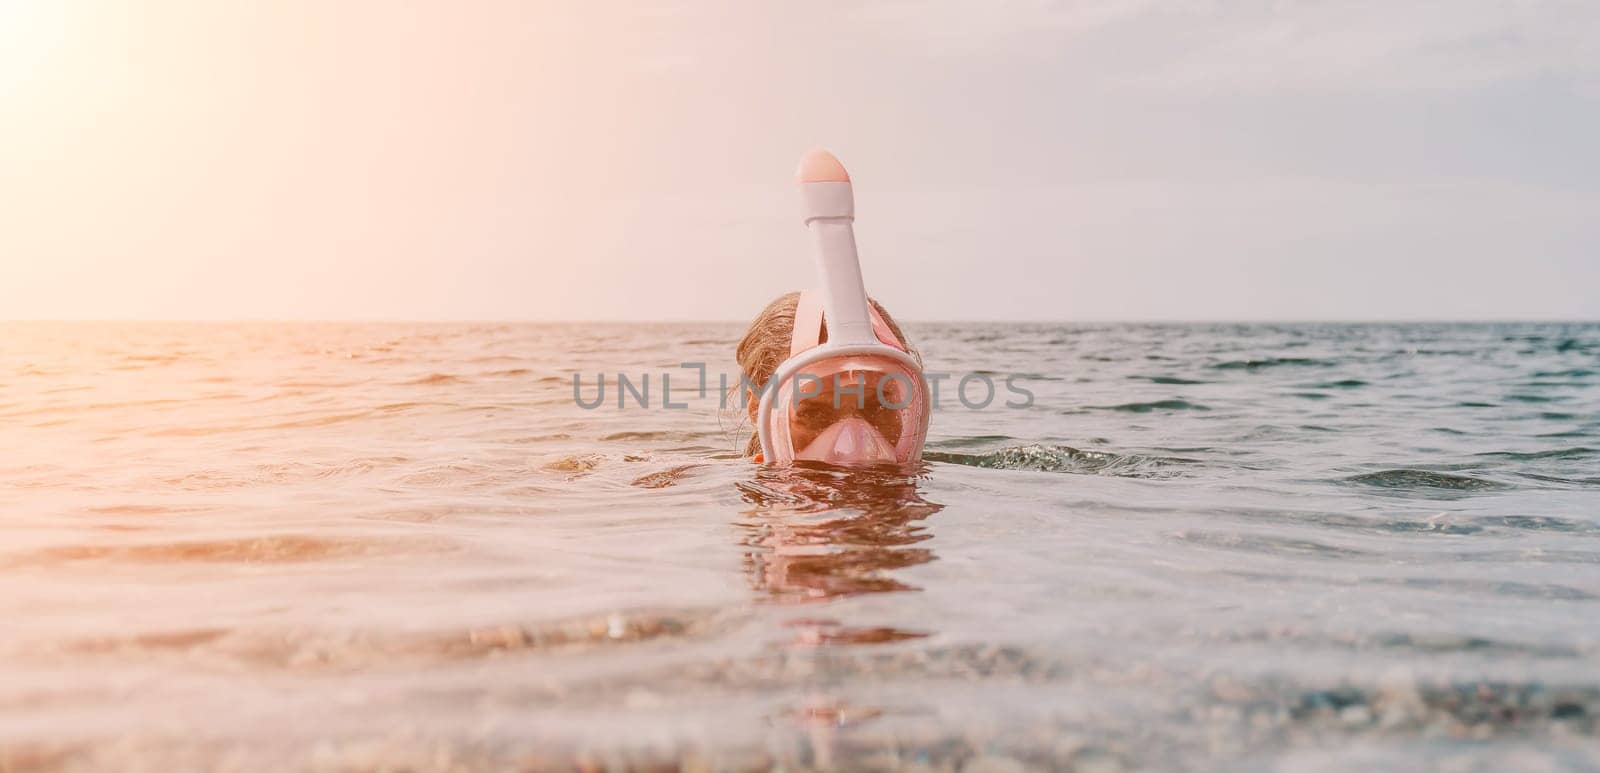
[1,321,1597,770]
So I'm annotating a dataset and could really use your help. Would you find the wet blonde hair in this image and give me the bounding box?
[734,291,916,457]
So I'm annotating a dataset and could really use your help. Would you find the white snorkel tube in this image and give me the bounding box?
[755,150,931,466]
[798,152,878,348]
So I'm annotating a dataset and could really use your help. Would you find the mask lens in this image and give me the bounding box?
[789,371,904,451]
[760,352,928,466]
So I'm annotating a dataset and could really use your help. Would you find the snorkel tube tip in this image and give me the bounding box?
[797,149,850,183]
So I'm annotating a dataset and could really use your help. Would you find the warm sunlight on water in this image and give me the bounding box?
[2,321,1598,769]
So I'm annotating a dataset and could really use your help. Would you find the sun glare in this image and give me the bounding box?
[0,0,73,100]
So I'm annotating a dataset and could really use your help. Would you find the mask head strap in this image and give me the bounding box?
[788,290,907,358]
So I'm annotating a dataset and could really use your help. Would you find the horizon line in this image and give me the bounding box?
[3,317,1598,325]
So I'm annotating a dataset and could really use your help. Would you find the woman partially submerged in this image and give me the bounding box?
[733,151,930,467]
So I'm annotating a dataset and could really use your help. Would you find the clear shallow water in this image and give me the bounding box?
[2,321,1598,771]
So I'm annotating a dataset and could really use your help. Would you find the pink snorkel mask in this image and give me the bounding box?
[756,150,931,467]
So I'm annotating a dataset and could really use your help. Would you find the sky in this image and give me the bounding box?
[2,0,1597,321]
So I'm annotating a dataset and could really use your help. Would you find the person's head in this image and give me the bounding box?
[735,291,919,460]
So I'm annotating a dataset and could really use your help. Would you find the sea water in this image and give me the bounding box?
[2,321,1597,770]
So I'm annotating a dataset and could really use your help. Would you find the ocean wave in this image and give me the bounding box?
[1094,399,1209,413]
[926,444,1197,478]
[1476,447,1596,461]
[1130,375,1209,384]
[403,373,469,386]
[1210,357,1336,370]
[1344,469,1509,491]
[1506,393,1564,404]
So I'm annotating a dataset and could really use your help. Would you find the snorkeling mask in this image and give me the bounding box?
[755,150,931,467]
